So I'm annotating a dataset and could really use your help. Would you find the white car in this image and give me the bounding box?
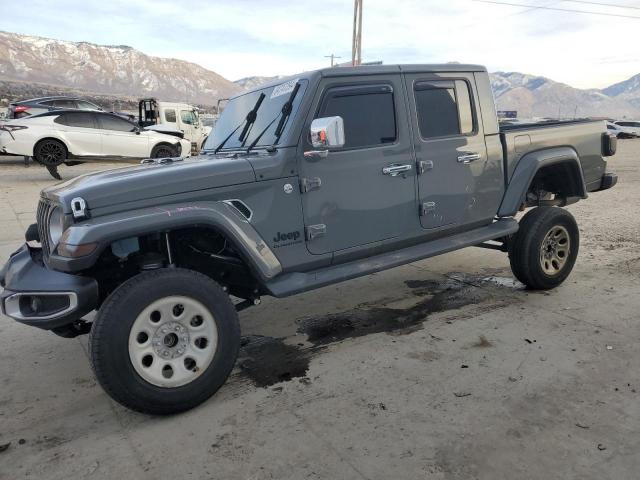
[0,110,191,167]
[613,120,640,138]
[606,121,626,138]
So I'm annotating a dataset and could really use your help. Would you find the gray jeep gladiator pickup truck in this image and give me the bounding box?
[0,64,618,414]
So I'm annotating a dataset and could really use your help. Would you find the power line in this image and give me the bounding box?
[562,0,640,10]
[472,0,640,18]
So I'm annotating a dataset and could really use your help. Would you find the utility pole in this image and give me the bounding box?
[352,0,363,66]
[324,54,342,67]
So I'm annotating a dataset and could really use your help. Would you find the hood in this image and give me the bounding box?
[42,155,256,213]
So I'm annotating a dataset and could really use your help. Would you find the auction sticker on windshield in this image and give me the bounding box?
[271,79,299,99]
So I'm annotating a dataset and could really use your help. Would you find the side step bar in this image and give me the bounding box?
[265,218,519,297]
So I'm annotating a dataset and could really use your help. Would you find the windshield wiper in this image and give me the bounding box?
[213,92,266,154]
[246,82,301,153]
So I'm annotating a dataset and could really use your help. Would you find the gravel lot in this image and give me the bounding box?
[0,146,638,480]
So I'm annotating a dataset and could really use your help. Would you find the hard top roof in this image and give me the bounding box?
[233,63,487,98]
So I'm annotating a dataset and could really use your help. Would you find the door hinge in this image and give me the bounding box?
[417,160,434,175]
[306,224,326,241]
[300,177,322,193]
[420,202,436,216]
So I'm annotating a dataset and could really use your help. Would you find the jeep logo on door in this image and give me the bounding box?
[272,230,302,248]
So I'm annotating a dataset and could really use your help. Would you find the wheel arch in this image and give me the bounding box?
[48,201,282,285]
[498,147,587,217]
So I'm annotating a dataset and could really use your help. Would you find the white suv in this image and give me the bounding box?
[0,110,191,167]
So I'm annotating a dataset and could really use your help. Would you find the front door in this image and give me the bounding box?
[403,73,489,229]
[179,109,202,152]
[300,75,417,255]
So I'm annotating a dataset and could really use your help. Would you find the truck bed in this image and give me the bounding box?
[499,119,607,191]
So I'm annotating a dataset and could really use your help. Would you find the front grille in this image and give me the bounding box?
[36,198,55,259]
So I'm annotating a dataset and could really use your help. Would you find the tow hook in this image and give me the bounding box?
[51,319,92,338]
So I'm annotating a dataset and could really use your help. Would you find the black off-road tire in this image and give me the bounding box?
[34,138,67,167]
[150,143,177,158]
[89,268,240,415]
[509,207,579,290]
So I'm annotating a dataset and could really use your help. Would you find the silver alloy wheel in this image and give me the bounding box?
[128,296,218,388]
[539,225,570,276]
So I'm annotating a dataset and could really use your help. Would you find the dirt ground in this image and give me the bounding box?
[0,145,638,480]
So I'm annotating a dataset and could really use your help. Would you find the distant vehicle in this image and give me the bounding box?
[138,99,211,154]
[606,122,628,138]
[613,120,640,138]
[9,96,104,119]
[0,110,191,168]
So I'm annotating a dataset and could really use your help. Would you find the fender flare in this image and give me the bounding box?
[47,201,282,281]
[498,147,587,217]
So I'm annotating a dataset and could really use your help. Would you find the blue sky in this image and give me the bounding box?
[1,0,638,88]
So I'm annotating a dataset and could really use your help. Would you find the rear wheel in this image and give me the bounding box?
[151,144,177,158]
[89,268,240,414]
[34,139,67,167]
[508,207,579,290]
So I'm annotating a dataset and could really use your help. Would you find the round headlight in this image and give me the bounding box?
[48,207,64,246]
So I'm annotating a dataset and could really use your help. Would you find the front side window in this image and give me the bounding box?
[98,114,136,132]
[54,112,96,128]
[180,110,196,125]
[317,84,396,149]
[165,109,177,123]
[54,99,77,109]
[414,80,475,139]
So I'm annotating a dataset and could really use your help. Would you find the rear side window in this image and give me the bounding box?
[318,84,396,149]
[165,109,177,122]
[414,80,475,138]
[77,100,100,110]
[98,114,136,132]
[54,112,97,128]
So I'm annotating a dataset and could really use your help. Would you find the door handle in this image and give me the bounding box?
[304,150,329,159]
[382,164,412,176]
[457,152,481,164]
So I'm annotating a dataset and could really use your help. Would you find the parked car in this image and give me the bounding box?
[0,64,617,415]
[0,110,191,168]
[139,99,210,154]
[613,120,640,138]
[8,96,104,119]
[606,121,627,138]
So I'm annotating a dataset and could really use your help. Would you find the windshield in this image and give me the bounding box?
[204,78,307,151]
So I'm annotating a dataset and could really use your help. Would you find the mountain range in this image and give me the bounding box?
[1,31,640,119]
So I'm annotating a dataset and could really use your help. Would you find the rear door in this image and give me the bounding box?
[53,112,101,156]
[96,113,149,158]
[299,74,417,255]
[403,73,490,229]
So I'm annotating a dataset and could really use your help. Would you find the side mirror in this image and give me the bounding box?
[310,116,345,149]
[133,126,141,135]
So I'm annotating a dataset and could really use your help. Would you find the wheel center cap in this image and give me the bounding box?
[152,321,190,359]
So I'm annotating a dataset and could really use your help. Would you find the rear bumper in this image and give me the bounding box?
[0,244,99,330]
[595,172,618,192]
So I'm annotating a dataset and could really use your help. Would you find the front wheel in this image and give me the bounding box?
[508,207,579,290]
[89,268,240,414]
[151,143,177,158]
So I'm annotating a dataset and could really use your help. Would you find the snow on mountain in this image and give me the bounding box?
[0,31,241,106]
[602,73,640,109]
[490,71,640,119]
[234,76,286,90]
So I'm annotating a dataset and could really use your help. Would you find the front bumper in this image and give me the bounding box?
[0,244,99,330]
